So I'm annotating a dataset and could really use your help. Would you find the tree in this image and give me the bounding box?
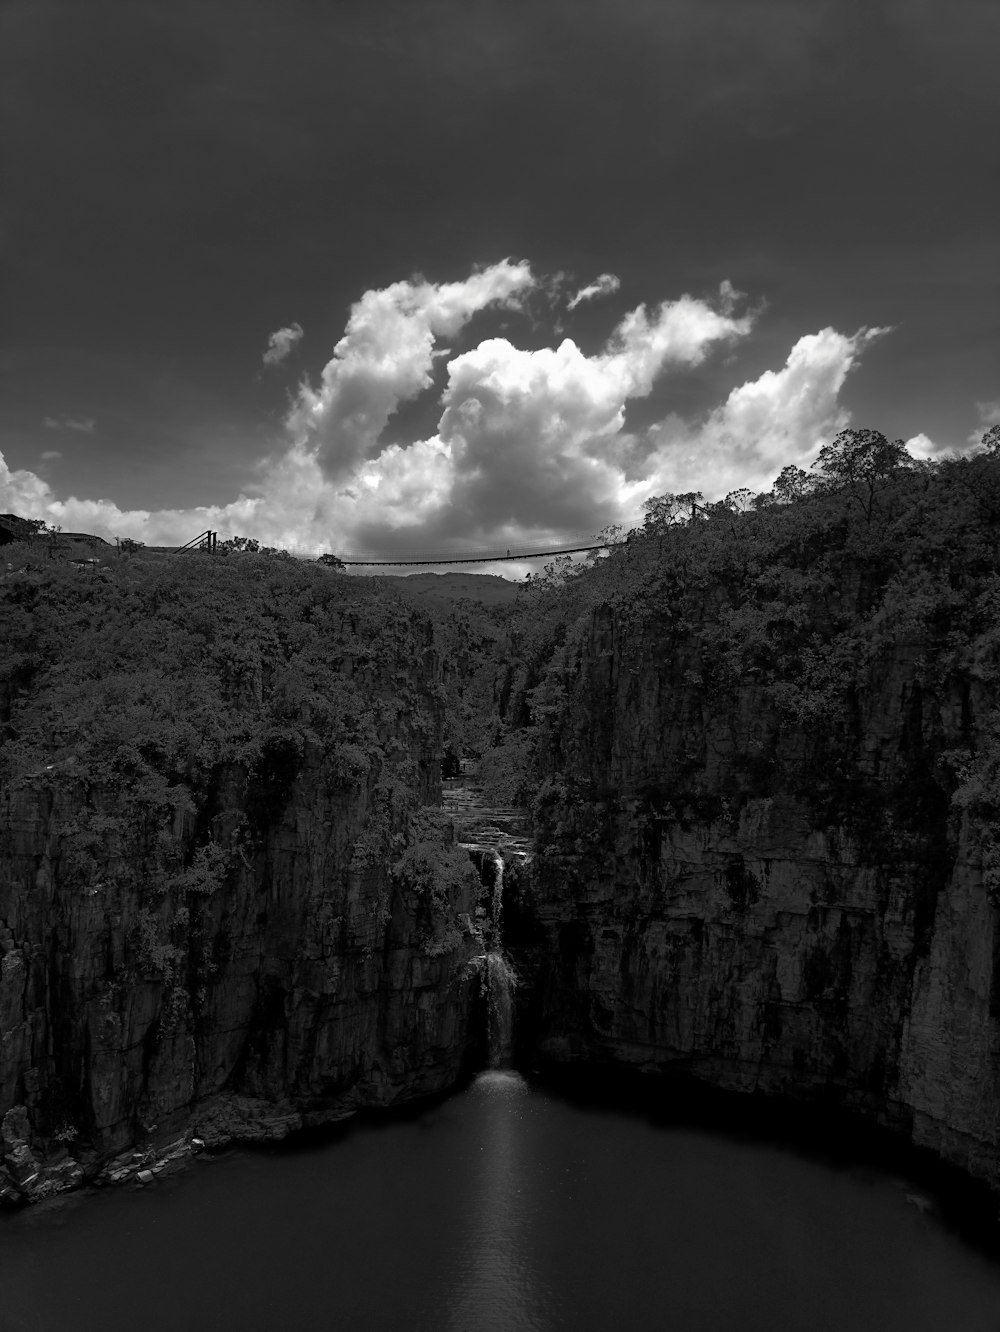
[724,488,756,513]
[585,525,623,565]
[524,553,579,592]
[812,428,912,521]
[981,424,1000,458]
[678,491,707,520]
[218,536,293,560]
[642,491,703,532]
[771,465,817,505]
[317,553,346,570]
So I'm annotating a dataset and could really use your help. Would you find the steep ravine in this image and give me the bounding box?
[5,486,1000,1210]
[0,581,486,1204]
[1,757,484,1203]
[511,601,1000,1192]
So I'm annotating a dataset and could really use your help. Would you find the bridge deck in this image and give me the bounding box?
[339,543,616,566]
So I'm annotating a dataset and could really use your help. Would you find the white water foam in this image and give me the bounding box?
[485,949,518,1068]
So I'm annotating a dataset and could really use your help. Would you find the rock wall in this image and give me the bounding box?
[0,633,482,1203]
[6,524,1000,1205]
[516,603,1000,1189]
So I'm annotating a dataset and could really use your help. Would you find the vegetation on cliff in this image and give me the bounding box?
[2,424,1000,1196]
[480,432,1000,848]
[0,552,464,1002]
[1,553,432,788]
[0,551,488,1182]
[474,432,1000,1198]
[5,428,998,874]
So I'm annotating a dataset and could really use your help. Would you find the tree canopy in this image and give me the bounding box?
[811,427,913,520]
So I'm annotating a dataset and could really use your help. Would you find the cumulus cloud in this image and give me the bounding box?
[286,259,535,483]
[1,265,898,562]
[638,326,891,507]
[408,289,754,549]
[904,432,938,460]
[566,272,621,311]
[42,415,96,433]
[262,322,304,367]
[0,448,246,548]
[603,288,755,395]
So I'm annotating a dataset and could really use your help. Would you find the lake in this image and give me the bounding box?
[2,1069,1000,1331]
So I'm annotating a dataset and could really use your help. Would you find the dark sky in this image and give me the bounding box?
[1,0,997,553]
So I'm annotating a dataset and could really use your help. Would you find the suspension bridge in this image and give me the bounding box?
[171,501,708,565]
[173,531,624,565]
[337,541,618,566]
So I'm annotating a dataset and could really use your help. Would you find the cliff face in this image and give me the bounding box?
[0,587,482,1203]
[518,601,1000,1187]
[5,462,1000,1204]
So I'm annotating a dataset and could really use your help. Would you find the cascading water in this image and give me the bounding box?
[444,780,528,1070]
[491,852,505,945]
[484,950,517,1068]
[477,853,518,1067]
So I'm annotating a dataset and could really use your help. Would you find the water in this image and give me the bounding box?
[483,949,518,1067]
[492,853,505,936]
[3,1073,1000,1332]
[447,779,521,1070]
[443,779,532,866]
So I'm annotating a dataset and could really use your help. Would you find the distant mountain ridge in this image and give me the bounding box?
[373,570,521,606]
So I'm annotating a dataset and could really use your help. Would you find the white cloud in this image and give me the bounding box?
[423,288,753,544]
[286,259,535,483]
[42,415,96,433]
[566,272,620,311]
[1,267,903,560]
[0,448,245,546]
[638,326,892,510]
[261,322,304,367]
[904,432,938,460]
[601,289,755,396]
[39,450,62,461]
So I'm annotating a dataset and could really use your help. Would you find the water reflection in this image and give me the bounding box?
[3,1074,1000,1332]
[429,1071,549,1332]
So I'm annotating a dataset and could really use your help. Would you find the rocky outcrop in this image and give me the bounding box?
[516,602,1000,1189]
[0,621,483,1204]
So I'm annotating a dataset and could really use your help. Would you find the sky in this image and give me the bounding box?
[1,0,998,562]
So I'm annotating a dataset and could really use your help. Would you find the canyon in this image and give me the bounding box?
[0,570,486,1201]
[2,451,1000,1207]
[512,608,1000,1192]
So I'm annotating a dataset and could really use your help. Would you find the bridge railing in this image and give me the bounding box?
[174,530,217,555]
[336,540,623,567]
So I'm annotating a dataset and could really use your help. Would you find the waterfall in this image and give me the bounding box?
[484,851,516,1066]
[491,852,505,945]
[484,950,517,1068]
[448,794,525,1069]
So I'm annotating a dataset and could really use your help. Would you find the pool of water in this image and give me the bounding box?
[3,1071,1000,1332]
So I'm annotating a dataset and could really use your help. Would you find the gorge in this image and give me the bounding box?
[2,443,1000,1240]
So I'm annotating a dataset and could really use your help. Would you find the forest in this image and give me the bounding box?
[2,424,1000,1200]
[3,426,1000,833]
[471,428,1000,837]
